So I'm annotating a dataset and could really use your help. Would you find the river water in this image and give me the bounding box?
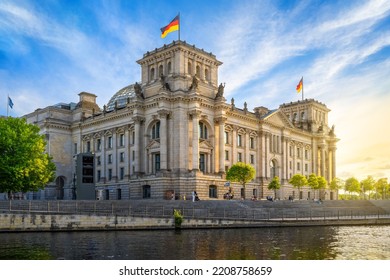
[0,225,389,260]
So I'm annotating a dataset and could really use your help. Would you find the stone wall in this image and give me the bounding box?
[1,213,390,232]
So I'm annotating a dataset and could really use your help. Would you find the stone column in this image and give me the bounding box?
[264,132,269,178]
[245,130,250,163]
[158,109,170,171]
[112,130,117,181]
[124,127,130,180]
[232,126,237,163]
[100,134,106,182]
[331,148,336,180]
[190,110,201,171]
[320,146,326,177]
[132,116,143,175]
[215,117,226,173]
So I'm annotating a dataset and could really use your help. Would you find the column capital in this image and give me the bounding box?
[157,109,170,119]
[188,109,202,119]
[214,116,227,124]
[132,116,145,124]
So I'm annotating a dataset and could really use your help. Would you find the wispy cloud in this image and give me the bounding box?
[1,0,389,180]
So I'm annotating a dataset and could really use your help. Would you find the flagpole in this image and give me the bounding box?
[178,12,181,41]
[7,94,9,118]
[301,77,304,101]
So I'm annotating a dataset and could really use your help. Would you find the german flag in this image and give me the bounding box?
[161,15,179,38]
[296,77,303,93]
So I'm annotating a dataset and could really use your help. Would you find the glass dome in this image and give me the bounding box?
[106,84,136,111]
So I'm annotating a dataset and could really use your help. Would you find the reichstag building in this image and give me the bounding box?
[22,41,338,201]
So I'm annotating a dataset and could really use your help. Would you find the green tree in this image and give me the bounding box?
[329,177,344,195]
[307,173,319,199]
[374,178,388,200]
[360,176,375,199]
[268,176,281,199]
[0,117,56,196]
[289,174,308,199]
[317,176,328,200]
[344,177,360,199]
[226,162,256,199]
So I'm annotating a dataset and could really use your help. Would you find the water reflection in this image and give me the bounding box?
[0,226,389,260]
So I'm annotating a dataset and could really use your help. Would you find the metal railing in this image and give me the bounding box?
[1,200,390,222]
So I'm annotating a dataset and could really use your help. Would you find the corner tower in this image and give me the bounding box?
[136,40,223,98]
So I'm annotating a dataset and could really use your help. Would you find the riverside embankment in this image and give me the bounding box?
[1,199,390,232]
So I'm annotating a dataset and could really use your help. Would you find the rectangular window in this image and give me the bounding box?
[154,153,161,172]
[199,154,206,172]
[289,160,292,169]
[237,135,242,147]
[97,156,101,166]
[250,154,255,164]
[250,137,254,149]
[119,134,125,146]
[305,163,308,172]
[120,152,125,162]
[225,150,229,161]
[86,141,91,153]
[297,162,301,171]
[305,149,309,160]
[97,139,101,151]
[108,154,112,164]
[224,131,229,144]
[132,150,135,161]
[108,169,112,181]
[108,136,113,149]
[120,167,124,180]
[297,147,301,158]
[132,131,135,144]
[238,152,242,162]
[74,143,77,154]
[289,146,293,157]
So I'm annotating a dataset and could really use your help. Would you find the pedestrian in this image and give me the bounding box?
[195,191,200,201]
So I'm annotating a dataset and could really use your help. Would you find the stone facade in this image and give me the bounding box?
[21,40,338,201]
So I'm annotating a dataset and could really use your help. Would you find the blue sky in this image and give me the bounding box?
[1,0,390,180]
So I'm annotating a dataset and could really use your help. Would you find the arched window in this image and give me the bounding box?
[158,65,163,76]
[196,65,201,78]
[199,121,208,139]
[150,67,155,81]
[205,68,210,81]
[152,121,160,139]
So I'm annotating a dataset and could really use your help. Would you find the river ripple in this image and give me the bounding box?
[0,225,389,260]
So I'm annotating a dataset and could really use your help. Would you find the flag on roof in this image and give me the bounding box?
[160,14,179,38]
[296,77,303,93]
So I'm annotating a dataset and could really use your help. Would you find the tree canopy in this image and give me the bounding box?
[329,177,344,191]
[344,177,360,198]
[268,176,281,199]
[289,174,308,192]
[0,117,56,194]
[226,162,256,199]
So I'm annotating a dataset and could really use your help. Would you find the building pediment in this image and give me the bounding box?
[146,139,160,150]
[263,110,294,128]
[199,139,213,149]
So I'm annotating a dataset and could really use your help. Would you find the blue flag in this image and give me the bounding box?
[8,96,14,109]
